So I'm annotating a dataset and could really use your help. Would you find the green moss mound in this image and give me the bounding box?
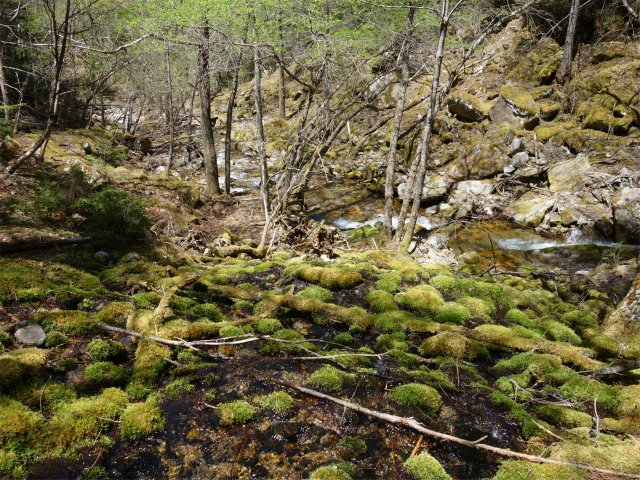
[420,331,477,360]
[260,391,293,414]
[434,302,472,325]
[309,465,353,480]
[395,286,445,316]
[298,285,335,303]
[295,265,363,289]
[337,435,366,453]
[120,397,165,441]
[308,365,355,392]
[0,348,49,390]
[87,339,126,362]
[253,318,283,335]
[84,361,130,388]
[404,451,452,480]
[218,400,255,426]
[365,290,398,312]
[389,383,441,416]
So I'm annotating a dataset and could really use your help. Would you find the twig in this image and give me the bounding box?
[410,435,423,457]
[261,377,640,478]
[530,419,566,442]
[288,352,387,361]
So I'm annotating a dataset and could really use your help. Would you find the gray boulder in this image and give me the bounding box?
[612,188,640,244]
[15,324,47,347]
[507,191,555,226]
[548,157,594,193]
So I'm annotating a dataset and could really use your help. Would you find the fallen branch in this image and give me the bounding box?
[0,236,92,254]
[584,361,640,378]
[262,377,640,479]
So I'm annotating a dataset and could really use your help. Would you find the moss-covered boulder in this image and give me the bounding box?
[295,265,363,289]
[0,348,49,390]
[389,383,441,416]
[447,90,493,122]
[404,451,451,480]
[506,192,555,227]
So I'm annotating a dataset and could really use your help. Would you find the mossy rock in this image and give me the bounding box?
[434,302,472,325]
[365,250,418,270]
[389,383,441,416]
[297,285,335,303]
[534,125,564,143]
[547,439,640,475]
[253,318,283,335]
[376,331,409,352]
[500,85,539,116]
[309,465,353,480]
[33,309,100,335]
[259,391,293,414]
[84,361,130,388]
[403,451,451,480]
[95,302,134,327]
[129,339,170,392]
[429,274,456,290]
[0,395,44,450]
[541,319,581,345]
[614,384,640,418]
[492,459,585,480]
[374,310,422,333]
[534,404,592,428]
[458,296,495,319]
[87,339,126,362]
[120,397,165,441]
[420,331,478,360]
[557,377,619,413]
[347,224,381,244]
[447,90,493,122]
[365,290,398,313]
[295,265,363,289]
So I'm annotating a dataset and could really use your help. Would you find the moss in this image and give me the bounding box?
[45,331,68,348]
[95,302,134,328]
[45,388,128,455]
[0,347,49,390]
[559,310,598,332]
[334,332,355,345]
[376,331,409,352]
[297,285,335,303]
[376,272,402,293]
[374,310,421,333]
[541,319,581,345]
[163,377,195,399]
[348,224,381,244]
[82,466,109,480]
[489,391,544,439]
[614,384,640,418]
[308,365,355,392]
[365,249,417,270]
[33,309,99,335]
[429,274,456,291]
[505,309,536,328]
[0,450,27,479]
[132,292,162,309]
[218,400,255,426]
[0,395,44,450]
[389,383,441,416]
[365,290,398,312]
[492,459,586,480]
[87,339,126,362]
[309,465,353,480]
[219,325,245,338]
[169,295,227,323]
[120,397,165,441]
[129,339,169,392]
[337,435,366,453]
[547,440,640,475]
[458,296,495,319]
[395,286,445,317]
[557,377,619,413]
[420,331,477,360]
[253,318,283,335]
[402,367,454,390]
[500,85,539,116]
[259,391,293,414]
[534,405,592,428]
[403,451,452,480]
[85,361,130,388]
[434,302,472,325]
[296,265,363,289]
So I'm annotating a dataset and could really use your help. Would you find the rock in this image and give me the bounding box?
[594,218,614,238]
[446,144,509,180]
[559,206,580,226]
[612,188,640,243]
[511,151,529,168]
[397,174,449,204]
[601,271,640,353]
[496,85,540,130]
[579,103,634,136]
[503,165,515,174]
[14,324,47,347]
[455,180,493,196]
[425,233,450,249]
[94,251,109,264]
[508,138,525,156]
[507,191,555,226]
[83,142,92,155]
[446,91,492,122]
[548,157,594,193]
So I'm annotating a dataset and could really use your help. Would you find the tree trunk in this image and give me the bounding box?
[0,45,10,121]
[383,7,415,240]
[278,64,286,120]
[559,0,580,81]
[198,23,221,195]
[255,37,270,247]
[224,53,242,196]
[398,0,450,249]
[164,44,175,176]
[621,0,639,20]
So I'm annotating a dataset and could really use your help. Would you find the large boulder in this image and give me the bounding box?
[495,86,540,130]
[506,191,555,227]
[397,174,450,204]
[446,144,509,180]
[612,188,640,244]
[547,157,593,193]
[447,91,492,122]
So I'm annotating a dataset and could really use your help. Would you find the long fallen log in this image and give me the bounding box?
[0,236,92,254]
[262,376,640,479]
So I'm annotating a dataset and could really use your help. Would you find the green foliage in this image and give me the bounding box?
[259,391,293,414]
[82,466,109,480]
[310,464,353,480]
[434,302,472,325]
[72,186,152,245]
[395,285,445,317]
[333,332,355,345]
[163,377,195,399]
[365,290,398,312]
[218,400,255,426]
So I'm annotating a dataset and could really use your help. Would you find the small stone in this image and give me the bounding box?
[620,167,632,177]
[503,165,515,173]
[14,324,47,347]
[511,151,529,168]
[83,142,92,155]
[509,138,524,156]
[4,179,14,187]
[94,251,109,264]
[426,233,450,250]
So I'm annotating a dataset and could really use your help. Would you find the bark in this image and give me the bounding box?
[559,0,580,81]
[621,0,639,19]
[198,23,221,195]
[225,50,243,196]
[0,45,10,121]
[164,45,175,176]
[383,7,415,239]
[254,36,270,247]
[398,0,450,248]
[278,64,286,120]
